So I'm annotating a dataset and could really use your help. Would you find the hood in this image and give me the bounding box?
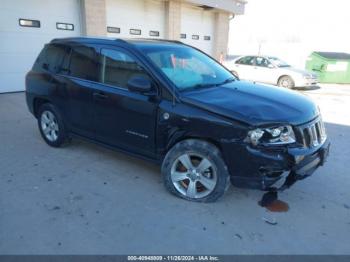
[180,81,319,126]
[282,67,316,77]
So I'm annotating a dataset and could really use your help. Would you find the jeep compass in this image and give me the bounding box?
[25,37,330,202]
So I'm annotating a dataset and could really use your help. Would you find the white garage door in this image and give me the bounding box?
[0,0,82,93]
[180,5,215,56]
[106,0,165,39]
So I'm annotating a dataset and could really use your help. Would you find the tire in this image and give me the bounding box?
[37,103,67,147]
[278,76,295,89]
[161,139,230,202]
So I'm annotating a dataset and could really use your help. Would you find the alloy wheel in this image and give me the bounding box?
[40,110,59,142]
[280,78,292,88]
[170,153,217,199]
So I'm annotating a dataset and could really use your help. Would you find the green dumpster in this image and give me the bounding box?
[305,52,350,84]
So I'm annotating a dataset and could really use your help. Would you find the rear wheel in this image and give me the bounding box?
[162,139,230,202]
[37,103,67,147]
[278,76,295,89]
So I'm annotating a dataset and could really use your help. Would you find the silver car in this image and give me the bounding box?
[223,55,318,89]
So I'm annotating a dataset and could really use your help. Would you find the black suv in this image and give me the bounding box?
[26,37,330,202]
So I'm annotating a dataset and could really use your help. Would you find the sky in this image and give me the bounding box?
[228,0,350,67]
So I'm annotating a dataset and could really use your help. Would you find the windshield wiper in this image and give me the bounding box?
[186,83,216,91]
[215,77,235,86]
[181,78,236,92]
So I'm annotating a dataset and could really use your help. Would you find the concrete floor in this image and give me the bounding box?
[0,84,350,254]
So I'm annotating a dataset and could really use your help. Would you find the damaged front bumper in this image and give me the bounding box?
[291,142,330,176]
[273,140,330,191]
[226,139,330,190]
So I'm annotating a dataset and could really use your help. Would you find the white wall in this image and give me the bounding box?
[106,0,216,55]
[180,4,215,55]
[106,0,165,39]
[0,0,82,92]
[228,0,350,68]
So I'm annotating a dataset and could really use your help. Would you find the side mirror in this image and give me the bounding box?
[268,64,275,69]
[127,76,154,95]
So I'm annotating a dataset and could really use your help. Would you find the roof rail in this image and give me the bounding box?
[130,38,184,44]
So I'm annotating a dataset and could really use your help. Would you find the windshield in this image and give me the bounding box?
[141,45,235,91]
[268,57,291,67]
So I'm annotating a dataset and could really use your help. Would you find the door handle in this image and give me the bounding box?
[93,92,108,99]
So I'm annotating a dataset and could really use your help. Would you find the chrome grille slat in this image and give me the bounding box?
[316,121,322,143]
[310,124,319,147]
[298,117,327,148]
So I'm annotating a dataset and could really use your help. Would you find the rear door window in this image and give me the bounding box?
[255,57,271,67]
[69,46,98,81]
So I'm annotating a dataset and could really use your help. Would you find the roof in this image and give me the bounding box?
[314,52,350,60]
[50,37,183,47]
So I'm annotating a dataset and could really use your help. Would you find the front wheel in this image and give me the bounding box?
[162,139,230,202]
[278,76,295,89]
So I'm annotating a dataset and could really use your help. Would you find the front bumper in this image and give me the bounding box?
[295,78,319,87]
[224,139,330,190]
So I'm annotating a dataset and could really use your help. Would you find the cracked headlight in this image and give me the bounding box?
[246,125,296,146]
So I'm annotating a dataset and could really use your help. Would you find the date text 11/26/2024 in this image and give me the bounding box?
[127,256,219,261]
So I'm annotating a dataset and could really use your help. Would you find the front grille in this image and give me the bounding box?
[297,117,327,148]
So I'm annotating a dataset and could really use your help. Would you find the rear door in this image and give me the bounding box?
[253,57,277,84]
[92,46,159,157]
[56,44,98,138]
[234,56,256,81]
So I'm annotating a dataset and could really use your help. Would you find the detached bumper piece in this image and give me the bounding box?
[270,141,330,191]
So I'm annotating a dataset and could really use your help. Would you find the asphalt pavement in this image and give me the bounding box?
[0,84,349,254]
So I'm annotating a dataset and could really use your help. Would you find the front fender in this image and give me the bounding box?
[156,100,248,159]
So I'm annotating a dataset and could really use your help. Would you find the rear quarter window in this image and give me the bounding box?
[33,44,68,72]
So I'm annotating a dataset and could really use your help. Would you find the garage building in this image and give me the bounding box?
[0,0,246,93]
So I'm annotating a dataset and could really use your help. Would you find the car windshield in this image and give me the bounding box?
[268,57,291,67]
[141,45,235,91]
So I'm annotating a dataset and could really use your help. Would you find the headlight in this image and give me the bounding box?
[303,74,317,80]
[303,74,312,79]
[246,125,296,146]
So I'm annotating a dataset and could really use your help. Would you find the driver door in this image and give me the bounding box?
[92,46,159,157]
